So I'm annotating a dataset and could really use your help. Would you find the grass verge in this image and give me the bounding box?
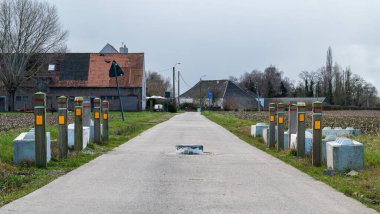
[0,112,173,207]
[203,111,380,212]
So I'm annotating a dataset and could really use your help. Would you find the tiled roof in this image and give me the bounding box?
[180,80,229,98]
[100,43,119,53]
[180,80,258,99]
[49,53,144,88]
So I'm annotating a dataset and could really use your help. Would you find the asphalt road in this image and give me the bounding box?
[0,112,376,214]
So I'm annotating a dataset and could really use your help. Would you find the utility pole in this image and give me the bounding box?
[178,70,180,110]
[173,66,176,108]
[199,78,202,111]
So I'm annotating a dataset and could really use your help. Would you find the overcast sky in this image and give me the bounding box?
[49,0,380,94]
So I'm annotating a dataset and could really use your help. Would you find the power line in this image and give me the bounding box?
[179,72,192,88]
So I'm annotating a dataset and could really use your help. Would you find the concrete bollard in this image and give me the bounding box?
[276,103,285,151]
[297,102,306,157]
[312,101,323,167]
[102,100,109,144]
[74,97,84,151]
[269,103,276,148]
[57,96,68,159]
[288,102,297,148]
[93,98,101,144]
[83,98,91,127]
[34,92,47,167]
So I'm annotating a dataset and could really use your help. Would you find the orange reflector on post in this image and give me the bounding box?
[75,108,82,116]
[315,121,321,130]
[103,113,108,120]
[299,114,305,122]
[278,116,283,124]
[95,112,100,119]
[59,116,65,125]
[36,115,43,125]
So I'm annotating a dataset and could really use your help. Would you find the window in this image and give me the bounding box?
[107,96,113,101]
[22,96,28,101]
[100,96,106,100]
[48,64,55,71]
[16,96,22,101]
[113,96,119,100]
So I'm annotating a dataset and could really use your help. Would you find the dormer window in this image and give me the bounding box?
[48,64,55,71]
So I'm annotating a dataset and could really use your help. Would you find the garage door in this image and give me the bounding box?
[122,96,138,112]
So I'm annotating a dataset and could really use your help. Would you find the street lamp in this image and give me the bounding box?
[199,75,206,112]
[173,62,181,111]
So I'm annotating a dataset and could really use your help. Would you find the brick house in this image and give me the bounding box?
[0,44,146,112]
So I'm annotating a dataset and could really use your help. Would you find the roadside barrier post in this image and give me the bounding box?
[102,100,109,144]
[312,101,323,166]
[269,103,276,148]
[74,97,84,151]
[288,102,297,148]
[297,102,306,157]
[94,98,101,144]
[276,103,285,151]
[58,96,68,159]
[83,98,91,127]
[34,92,47,167]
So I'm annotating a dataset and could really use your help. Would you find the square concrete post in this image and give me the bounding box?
[74,97,83,151]
[34,92,47,168]
[150,100,153,112]
[276,103,285,151]
[297,102,306,157]
[312,101,323,166]
[288,102,297,148]
[102,100,109,144]
[93,98,101,144]
[269,103,276,148]
[57,96,68,159]
[83,98,91,127]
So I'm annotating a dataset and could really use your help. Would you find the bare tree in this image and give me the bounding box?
[325,47,334,104]
[146,71,171,97]
[0,0,68,111]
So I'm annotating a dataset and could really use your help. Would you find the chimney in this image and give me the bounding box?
[120,44,128,53]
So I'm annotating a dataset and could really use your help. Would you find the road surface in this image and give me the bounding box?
[0,112,376,213]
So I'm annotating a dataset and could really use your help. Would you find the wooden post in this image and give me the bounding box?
[269,103,276,148]
[74,97,83,151]
[102,100,109,144]
[276,103,285,151]
[150,100,153,112]
[297,102,306,157]
[312,101,323,166]
[83,98,91,127]
[58,96,68,159]
[94,98,101,144]
[34,92,47,168]
[288,102,297,148]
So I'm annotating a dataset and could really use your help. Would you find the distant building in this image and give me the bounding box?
[179,80,259,110]
[0,44,146,112]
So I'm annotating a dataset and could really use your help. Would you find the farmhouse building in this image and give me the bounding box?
[179,80,259,110]
[0,44,146,112]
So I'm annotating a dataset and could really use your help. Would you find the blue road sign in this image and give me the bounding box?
[208,92,213,99]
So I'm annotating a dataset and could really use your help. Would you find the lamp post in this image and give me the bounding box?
[199,75,206,112]
[172,62,181,111]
